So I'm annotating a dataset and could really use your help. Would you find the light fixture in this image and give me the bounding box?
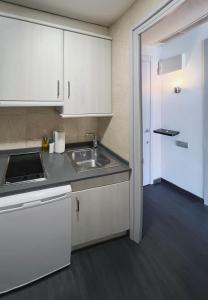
[174,86,181,94]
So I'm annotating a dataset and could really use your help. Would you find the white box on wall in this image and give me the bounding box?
[158,53,186,75]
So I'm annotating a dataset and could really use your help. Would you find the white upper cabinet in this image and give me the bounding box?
[0,16,112,110]
[0,17,63,104]
[61,31,112,116]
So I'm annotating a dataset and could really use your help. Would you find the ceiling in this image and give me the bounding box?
[142,0,208,45]
[3,0,136,26]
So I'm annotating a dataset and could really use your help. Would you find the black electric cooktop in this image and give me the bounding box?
[5,152,45,184]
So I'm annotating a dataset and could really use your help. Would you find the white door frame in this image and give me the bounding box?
[129,0,186,243]
[142,56,152,186]
[203,39,208,204]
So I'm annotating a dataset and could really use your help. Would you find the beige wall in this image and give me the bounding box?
[0,2,106,150]
[0,108,98,150]
[98,0,168,160]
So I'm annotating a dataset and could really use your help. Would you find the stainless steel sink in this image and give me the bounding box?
[67,148,119,172]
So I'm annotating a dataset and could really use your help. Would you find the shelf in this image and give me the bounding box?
[60,113,113,118]
[153,129,180,136]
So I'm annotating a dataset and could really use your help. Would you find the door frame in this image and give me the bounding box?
[203,39,208,204]
[142,55,152,186]
[129,0,186,243]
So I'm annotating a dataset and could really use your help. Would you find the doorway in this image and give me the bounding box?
[141,4,208,199]
[130,0,208,243]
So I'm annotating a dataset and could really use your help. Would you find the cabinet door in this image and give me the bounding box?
[111,181,130,234]
[72,182,129,247]
[63,31,111,115]
[0,17,63,102]
[72,185,114,246]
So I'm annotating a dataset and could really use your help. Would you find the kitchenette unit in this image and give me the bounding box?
[0,11,130,295]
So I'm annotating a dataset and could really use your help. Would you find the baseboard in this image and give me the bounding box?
[72,231,129,252]
[153,177,162,184]
[161,178,204,203]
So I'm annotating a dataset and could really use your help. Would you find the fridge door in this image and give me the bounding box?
[0,192,71,294]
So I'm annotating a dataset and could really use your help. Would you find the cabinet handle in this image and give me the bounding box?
[57,80,60,98]
[68,81,70,99]
[76,197,80,212]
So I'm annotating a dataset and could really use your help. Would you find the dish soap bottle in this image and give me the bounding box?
[42,136,49,152]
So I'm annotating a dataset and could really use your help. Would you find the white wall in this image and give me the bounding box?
[158,22,208,197]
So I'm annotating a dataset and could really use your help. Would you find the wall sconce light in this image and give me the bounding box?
[174,87,181,94]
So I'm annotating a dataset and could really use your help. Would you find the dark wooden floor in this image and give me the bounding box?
[2,181,208,300]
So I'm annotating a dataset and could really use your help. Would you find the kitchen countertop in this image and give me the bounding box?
[0,144,130,197]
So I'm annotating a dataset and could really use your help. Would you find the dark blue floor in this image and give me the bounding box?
[2,181,208,300]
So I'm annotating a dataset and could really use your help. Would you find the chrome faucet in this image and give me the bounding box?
[86,133,98,149]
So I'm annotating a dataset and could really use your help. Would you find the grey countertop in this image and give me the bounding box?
[0,144,130,197]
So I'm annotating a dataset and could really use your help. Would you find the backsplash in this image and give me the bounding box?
[0,108,98,150]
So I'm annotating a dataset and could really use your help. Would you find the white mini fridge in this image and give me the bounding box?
[0,185,72,294]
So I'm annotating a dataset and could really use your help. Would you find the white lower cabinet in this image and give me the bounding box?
[72,181,129,247]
